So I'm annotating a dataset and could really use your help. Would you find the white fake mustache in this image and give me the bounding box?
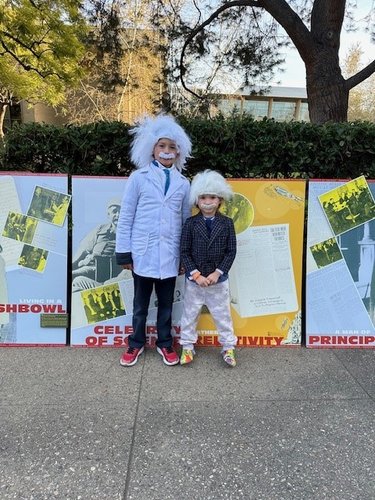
[200,203,217,210]
[159,152,176,160]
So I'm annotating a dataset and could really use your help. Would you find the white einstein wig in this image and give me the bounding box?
[189,170,233,206]
[129,114,192,171]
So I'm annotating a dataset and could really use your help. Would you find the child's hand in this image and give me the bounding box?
[207,271,221,285]
[196,275,210,287]
[122,263,133,271]
[178,264,185,275]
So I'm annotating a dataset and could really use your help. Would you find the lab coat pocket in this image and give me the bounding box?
[132,233,149,256]
[167,193,184,213]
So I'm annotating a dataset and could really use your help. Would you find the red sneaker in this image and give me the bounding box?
[157,346,179,366]
[120,346,144,366]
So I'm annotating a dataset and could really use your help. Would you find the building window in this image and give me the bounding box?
[299,102,310,121]
[242,99,269,119]
[215,88,309,122]
[217,98,242,115]
[271,101,296,121]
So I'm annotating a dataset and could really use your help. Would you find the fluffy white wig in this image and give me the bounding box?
[129,114,192,171]
[189,170,233,206]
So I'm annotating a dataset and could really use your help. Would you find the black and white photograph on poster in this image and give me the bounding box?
[318,176,375,236]
[18,244,49,273]
[27,186,71,226]
[2,212,38,244]
[309,237,343,269]
[80,282,125,324]
[72,197,124,291]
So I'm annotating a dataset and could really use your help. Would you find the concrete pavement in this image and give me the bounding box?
[0,346,374,499]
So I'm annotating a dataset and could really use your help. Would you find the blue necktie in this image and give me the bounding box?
[163,169,170,195]
[205,217,214,236]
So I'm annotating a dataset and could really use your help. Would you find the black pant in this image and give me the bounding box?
[128,273,176,349]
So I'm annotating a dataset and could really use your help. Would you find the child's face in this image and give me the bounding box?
[153,138,179,167]
[197,195,221,216]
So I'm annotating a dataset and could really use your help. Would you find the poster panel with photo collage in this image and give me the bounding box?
[71,176,132,347]
[306,177,375,348]
[70,177,306,348]
[0,172,69,345]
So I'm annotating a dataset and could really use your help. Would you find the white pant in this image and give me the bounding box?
[179,279,237,352]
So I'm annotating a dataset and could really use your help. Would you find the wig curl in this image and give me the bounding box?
[189,170,233,206]
[129,114,192,171]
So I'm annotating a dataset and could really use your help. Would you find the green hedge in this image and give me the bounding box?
[0,121,132,176]
[1,116,375,179]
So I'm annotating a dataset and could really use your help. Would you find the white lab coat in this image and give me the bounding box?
[116,162,190,279]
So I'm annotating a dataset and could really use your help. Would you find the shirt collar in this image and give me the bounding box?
[152,159,175,171]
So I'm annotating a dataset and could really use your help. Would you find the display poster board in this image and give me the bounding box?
[70,176,132,346]
[70,177,305,347]
[0,173,69,345]
[203,179,306,347]
[306,177,375,348]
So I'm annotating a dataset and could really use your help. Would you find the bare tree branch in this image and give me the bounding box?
[260,0,313,62]
[27,0,43,10]
[80,80,107,120]
[179,0,314,97]
[179,0,261,97]
[192,0,203,28]
[346,59,375,89]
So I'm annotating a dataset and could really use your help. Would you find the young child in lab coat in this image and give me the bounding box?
[116,115,191,366]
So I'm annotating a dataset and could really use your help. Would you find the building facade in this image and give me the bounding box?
[215,86,309,121]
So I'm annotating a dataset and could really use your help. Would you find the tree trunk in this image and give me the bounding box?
[306,49,349,123]
[0,103,7,139]
[265,0,350,123]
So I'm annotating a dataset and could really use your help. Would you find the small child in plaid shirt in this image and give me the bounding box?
[179,170,238,366]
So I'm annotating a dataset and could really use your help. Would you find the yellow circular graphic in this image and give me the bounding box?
[220,193,254,234]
